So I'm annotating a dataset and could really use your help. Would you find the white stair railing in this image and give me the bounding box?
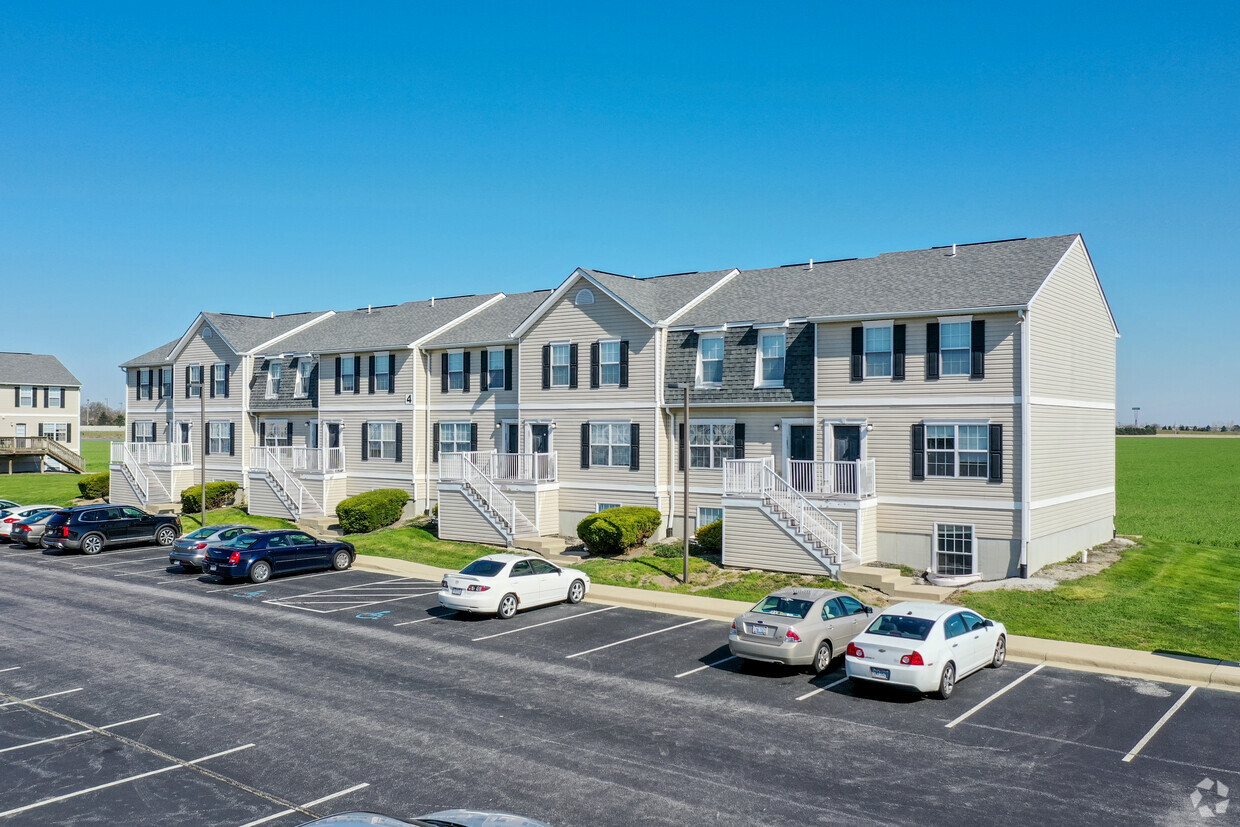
[249,447,321,518]
[120,443,150,500]
[787,459,877,498]
[486,452,558,483]
[458,453,539,538]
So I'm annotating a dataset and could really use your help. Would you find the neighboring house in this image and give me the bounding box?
[115,234,1116,580]
[0,352,84,473]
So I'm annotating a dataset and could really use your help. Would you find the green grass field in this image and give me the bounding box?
[0,440,111,507]
[1115,437,1240,547]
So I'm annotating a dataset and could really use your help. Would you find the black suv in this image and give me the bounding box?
[42,505,182,555]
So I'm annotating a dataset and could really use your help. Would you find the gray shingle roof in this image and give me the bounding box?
[579,268,736,324]
[422,290,552,348]
[201,311,331,354]
[673,235,1081,327]
[119,339,180,369]
[269,294,498,354]
[0,353,82,387]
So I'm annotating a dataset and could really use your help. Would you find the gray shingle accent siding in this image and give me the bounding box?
[666,323,813,403]
[249,357,318,410]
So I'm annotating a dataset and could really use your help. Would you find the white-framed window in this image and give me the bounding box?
[487,349,505,389]
[18,386,33,407]
[447,351,464,390]
[697,507,722,528]
[213,363,227,397]
[161,368,172,399]
[134,421,155,443]
[267,362,282,398]
[755,332,785,387]
[295,360,314,398]
[598,339,621,386]
[940,319,972,376]
[340,355,355,393]
[590,421,631,467]
[575,288,595,305]
[45,422,70,443]
[208,421,231,455]
[550,342,571,387]
[596,502,621,512]
[864,323,893,378]
[138,370,152,400]
[375,352,390,392]
[264,420,290,447]
[439,421,472,455]
[926,423,989,478]
[935,523,976,575]
[689,421,735,469]
[189,364,203,397]
[367,421,397,460]
[48,387,62,408]
[697,335,724,387]
[14,424,26,438]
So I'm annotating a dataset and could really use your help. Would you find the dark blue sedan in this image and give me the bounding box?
[203,529,356,584]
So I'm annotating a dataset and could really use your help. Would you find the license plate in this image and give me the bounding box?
[208,564,217,572]
[870,667,890,680]
[750,624,769,636]
[451,587,463,595]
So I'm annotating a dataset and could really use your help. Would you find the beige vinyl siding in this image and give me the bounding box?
[177,324,242,403]
[1,386,83,455]
[875,503,1019,541]
[248,476,296,521]
[109,471,144,508]
[321,350,415,401]
[323,476,349,514]
[1030,490,1115,541]
[816,313,1021,399]
[858,501,877,563]
[425,346,519,407]
[437,486,509,546]
[1029,405,1114,499]
[721,503,832,575]
[1027,514,1114,572]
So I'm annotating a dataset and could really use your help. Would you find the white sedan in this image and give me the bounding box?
[844,601,1006,699]
[439,553,592,619]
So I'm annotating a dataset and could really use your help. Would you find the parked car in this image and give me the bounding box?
[0,499,18,510]
[844,602,1007,699]
[728,588,874,674]
[439,554,590,619]
[41,505,182,555]
[203,529,355,584]
[298,810,552,826]
[0,505,60,543]
[11,510,60,548]
[168,523,258,571]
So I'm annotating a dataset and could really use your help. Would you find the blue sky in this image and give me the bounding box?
[3,2,1237,425]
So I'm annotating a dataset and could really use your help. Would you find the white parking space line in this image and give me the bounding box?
[0,666,21,674]
[0,713,162,755]
[113,566,176,577]
[236,782,371,827]
[0,687,83,708]
[262,578,439,614]
[472,606,618,641]
[674,655,739,678]
[394,609,455,626]
[796,676,849,701]
[203,571,337,593]
[0,743,254,819]
[565,618,707,659]
[1122,685,1197,763]
[266,591,440,614]
[944,663,1046,729]
[77,554,171,569]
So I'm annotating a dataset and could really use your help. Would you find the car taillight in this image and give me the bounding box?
[900,652,925,666]
[730,621,737,631]
[3,518,16,524]
[846,642,864,658]
[441,578,448,588]
[193,543,207,550]
[785,628,801,642]
[467,584,490,592]
[228,552,241,564]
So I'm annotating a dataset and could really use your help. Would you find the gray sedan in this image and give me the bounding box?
[169,523,257,571]
[728,588,874,674]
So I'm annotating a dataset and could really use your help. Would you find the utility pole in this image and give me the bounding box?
[199,369,206,529]
[668,382,691,584]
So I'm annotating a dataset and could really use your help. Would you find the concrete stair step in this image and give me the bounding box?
[299,515,343,536]
[839,565,953,603]
[147,502,181,515]
[514,536,569,555]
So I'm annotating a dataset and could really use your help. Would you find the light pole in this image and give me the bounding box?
[668,382,691,584]
[197,368,206,529]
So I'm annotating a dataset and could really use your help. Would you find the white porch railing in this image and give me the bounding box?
[250,447,320,518]
[439,451,557,484]
[113,442,150,500]
[458,453,538,538]
[787,459,877,498]
[251,446,344,474]
[121,442,193,466]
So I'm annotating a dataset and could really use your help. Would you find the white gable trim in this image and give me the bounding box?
[409,293,506,348]
[510,269,654,338]
[663,269,741,325]
[1029,234,1120,338]
[168,314,238,361]
[250,311,336,355]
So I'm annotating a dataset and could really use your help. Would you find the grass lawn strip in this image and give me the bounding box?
[0,441,110,506]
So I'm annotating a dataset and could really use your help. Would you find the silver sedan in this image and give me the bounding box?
[728,587,875,674]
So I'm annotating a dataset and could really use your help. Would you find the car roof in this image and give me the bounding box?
[205,524,256,531]
[878,601,970,621]
[476,553,539,564]
[763,587,843,602]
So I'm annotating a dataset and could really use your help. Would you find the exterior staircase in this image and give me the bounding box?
[839,566,955,603]
[458,474,539,545]
[250,447,322,522]
[439,451,541,547]
[0,436,85,473]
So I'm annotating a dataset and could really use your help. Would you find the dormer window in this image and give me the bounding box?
[697,335,724,387]
[575,288,595,306]
[755,331,785,388]
[267,362,282,398]
[295,360,314,398]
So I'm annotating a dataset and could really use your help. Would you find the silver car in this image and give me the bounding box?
[12,510,59,547]
[728,587,874,674]
[0,505,59,543]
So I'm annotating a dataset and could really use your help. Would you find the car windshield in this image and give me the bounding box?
[222,535,261,549]
[185,527,217,540]
[751,596,814,619]
[46,512,70,525]
[460,560,507,578]
[867,614,935,640]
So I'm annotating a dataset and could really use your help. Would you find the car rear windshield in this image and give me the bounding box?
[222,535,261,549]
[45,511,71,526]
[867,615,935,641]
[185,527,217,540]
[460,560,506,578]
[751,596,814,619]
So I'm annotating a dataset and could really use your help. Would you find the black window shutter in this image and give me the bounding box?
[395,423,403,463]
[678,422,685,471]
[479,349,489,391]
[335,357,342,394]
[66,424,72,443]
[629,423,640,470]
[441,353,449,393]
[388,354,396,394]
[259,422,266,445]
[285,421,293,447]
[132,422,137,442]
[60,387,66,408]
[504,348,513,390]
[353,356,361,394]
[185,366,191,398]
[580,423,590,469]
[619,341,629,388]
[469,423,478,452]
[541,345,550,389]
[850,327,864,381]
[926,323,940,380]
[368,356,376,394]
[15,386,20,406]
[44,387,49,407]
[204,425,211,455]
[971,320,986,379]
[209,364,216,398]
[156,371,162,400]
[735,423,746,459]
[589,342,600,388]
[989,423,1003,482]
[361,422,369,461]
[229,422,235,456]
[911,423,926,481]
[569,344,579,388]
[432,421,440,463]
[893,324,906,381]
[223,365,230,398]
[462,352,471,393]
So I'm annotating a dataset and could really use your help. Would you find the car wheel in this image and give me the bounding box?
[249,560,272,584]
[811,641,834,675]
[81,533,105,555]
[497,593,518,620]
[331,550,351,571]
[566,579,586,604]
[989,635,1006,668]
[934,661,956,700]
[155,526,176,546]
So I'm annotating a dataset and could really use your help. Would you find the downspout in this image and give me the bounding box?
[1019,308,1032,578]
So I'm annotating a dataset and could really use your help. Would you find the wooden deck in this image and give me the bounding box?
[0,436,85,474]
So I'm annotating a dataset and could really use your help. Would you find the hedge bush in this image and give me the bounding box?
[695,518,722,553]
[180,481,239,513]
[576,506,662,555]
[336,488,409,535]
[77,472,110,500]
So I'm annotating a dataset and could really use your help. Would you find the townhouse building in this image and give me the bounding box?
[0,352,84,473]
[115,233,1116,580]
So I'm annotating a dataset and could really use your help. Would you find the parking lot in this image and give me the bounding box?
[2,541,1239,825]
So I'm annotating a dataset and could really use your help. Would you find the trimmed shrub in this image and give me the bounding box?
[180,481,239,513]
[77,472,110,500]
[336,488,409,535]
[576,506,662,555]
[695,518,722,553]
[652,543,683,559]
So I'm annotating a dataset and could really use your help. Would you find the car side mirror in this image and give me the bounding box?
[982,619,994,627]
[864,606,873,615]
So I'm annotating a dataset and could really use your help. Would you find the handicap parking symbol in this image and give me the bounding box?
[356,610,392,620]
[233,589,268,598]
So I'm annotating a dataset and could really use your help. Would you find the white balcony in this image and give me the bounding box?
[726,458,876,499]
[115,442,193,466]
[439,451,557,484]
[248,446,345,474]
